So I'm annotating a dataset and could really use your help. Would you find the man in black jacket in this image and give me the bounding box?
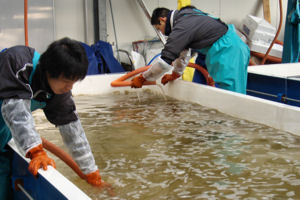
[0,37,103,199]
[132,6,250,94]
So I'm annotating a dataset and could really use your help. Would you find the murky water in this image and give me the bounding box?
[35,90,300,200]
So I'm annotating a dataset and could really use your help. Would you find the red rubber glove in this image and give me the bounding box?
[161,71,181,85]
[86,170,102,187]
[26,144,56,176]
[131,74,146,88]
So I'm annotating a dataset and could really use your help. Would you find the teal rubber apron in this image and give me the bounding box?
[282,0,300,63]
[0,51,46,199]
[192,9,250,94]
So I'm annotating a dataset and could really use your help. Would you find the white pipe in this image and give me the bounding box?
[109,0,120,62]
[83,0,89,43]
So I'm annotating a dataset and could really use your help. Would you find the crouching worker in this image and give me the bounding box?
[0,37,103,199]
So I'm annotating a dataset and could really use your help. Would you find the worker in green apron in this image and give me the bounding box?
[132,6,249,94]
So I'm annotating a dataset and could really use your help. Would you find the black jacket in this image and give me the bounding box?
[161,8,228,64]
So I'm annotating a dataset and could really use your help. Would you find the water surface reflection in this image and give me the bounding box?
[35,91,300,200]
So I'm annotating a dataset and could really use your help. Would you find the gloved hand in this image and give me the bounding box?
[86,170,115,196]
[161,71,181,85]
[26,144,56,176]
[131,74,146,88]
[86,169,102,187]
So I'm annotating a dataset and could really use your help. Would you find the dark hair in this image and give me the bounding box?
[39,37,88,81]
[151,7,170,25]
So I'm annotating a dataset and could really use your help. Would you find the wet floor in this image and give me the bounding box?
[35,90,300,200]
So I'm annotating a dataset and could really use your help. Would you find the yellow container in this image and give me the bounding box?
[182,57,195,82]
[177,0,191,9]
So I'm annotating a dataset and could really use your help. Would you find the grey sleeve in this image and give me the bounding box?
[161,20,194,65]
[58,119,98,175]
[1,99,42,155]
[172,49,191,75]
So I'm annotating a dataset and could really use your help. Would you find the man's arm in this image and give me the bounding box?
[1,98,55,175]
[1,98,42,154]
[58,119,103,186]
[58,119,98,175]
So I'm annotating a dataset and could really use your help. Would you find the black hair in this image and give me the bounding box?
[39,37,88,81]
[151,7,170,25]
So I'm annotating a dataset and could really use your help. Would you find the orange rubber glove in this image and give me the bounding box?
[161,71,181,85]
[26,144,56,176]
[131,74,146,88]
[86,169,102,187]
[86,170,115,196]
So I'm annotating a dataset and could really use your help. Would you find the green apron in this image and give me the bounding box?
[198,24,250,94]
[190,8,250,94]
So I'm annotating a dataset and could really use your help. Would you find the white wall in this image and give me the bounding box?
[0,0,54,53]
[54,0,86,42]
[0,0,288,53]
[104,0,287,51]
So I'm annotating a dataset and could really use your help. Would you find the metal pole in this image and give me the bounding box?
[136,0,166,45]
[99,0,107,42]
[93,0,100,43]
[17,184,34,200]
[108,0,120,62]
[83,0,89,43]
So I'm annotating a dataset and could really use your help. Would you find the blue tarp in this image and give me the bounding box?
[81,41,125,75]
